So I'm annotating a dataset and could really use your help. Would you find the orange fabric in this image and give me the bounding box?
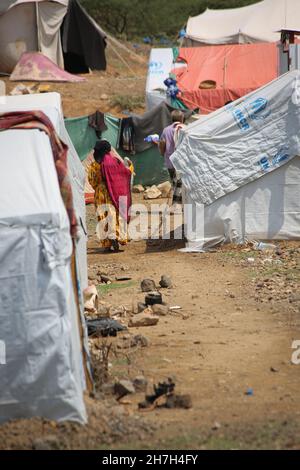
[174,43,278,113]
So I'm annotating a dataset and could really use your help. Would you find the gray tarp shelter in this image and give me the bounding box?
[0,92,90,424]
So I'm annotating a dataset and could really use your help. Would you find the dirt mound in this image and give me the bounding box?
[0,397,156,450]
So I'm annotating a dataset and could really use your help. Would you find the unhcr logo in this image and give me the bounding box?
[0,340,6,365]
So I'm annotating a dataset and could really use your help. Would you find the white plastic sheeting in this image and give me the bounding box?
[0,92,88,424]
[171,71,300,251]
[184,0,300,46]
[182,157,300,252]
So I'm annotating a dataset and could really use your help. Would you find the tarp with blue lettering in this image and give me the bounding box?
[172,70,300,206]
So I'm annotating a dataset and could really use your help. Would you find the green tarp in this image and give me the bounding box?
[64,114,169,186]
[64,115,97,161]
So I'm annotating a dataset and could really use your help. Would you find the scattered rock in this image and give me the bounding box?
[145,291,162,305]
[83,285,99,313]
[270,367,280,373]
[133,375,148,392]
[131,334,150,348]
[98,304,110,316]
[159,275,172,289]
[157,181,172,198]
[144,185,162,200]
[101,274,113,283]
[132,184,145,193]
[137,302,147,313]
[151,304,169,316]
[101,383,116,395]
[141,279,157,292]
[109,305,127,317]
[88,273,97,281]
[100,93,108,100]
[114,380,135,398]
[128,310,159,327]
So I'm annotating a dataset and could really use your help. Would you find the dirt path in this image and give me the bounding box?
[85,202,300,449]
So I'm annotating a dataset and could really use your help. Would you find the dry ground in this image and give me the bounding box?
[0,46,300,450]
[85,202,300,450]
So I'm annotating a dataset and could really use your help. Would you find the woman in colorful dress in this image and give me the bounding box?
[88,140,133,252]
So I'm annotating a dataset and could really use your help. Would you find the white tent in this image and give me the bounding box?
[0,92,89,423]
[171,70,300,251]
[184,0,300,46]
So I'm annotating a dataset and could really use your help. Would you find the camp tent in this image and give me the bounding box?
[146,44,279,113]
[183,0,300,46]
[171,70,300,252]
[0,0,106,74]
[0,92,89,424]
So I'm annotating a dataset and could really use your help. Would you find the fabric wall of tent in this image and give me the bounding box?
[0,0,106,74]
[171,70,300,252]
[146,44,279,113]
[183,0,300,46]
[0,92,91,424]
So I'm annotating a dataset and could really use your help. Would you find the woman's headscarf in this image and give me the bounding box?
[93,139,111,162]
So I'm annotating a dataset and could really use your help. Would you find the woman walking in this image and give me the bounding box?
[88,140,133,252]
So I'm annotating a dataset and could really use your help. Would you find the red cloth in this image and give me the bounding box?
[101,152,132,223]
[0,110,77,237]
[174,43,278,113]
